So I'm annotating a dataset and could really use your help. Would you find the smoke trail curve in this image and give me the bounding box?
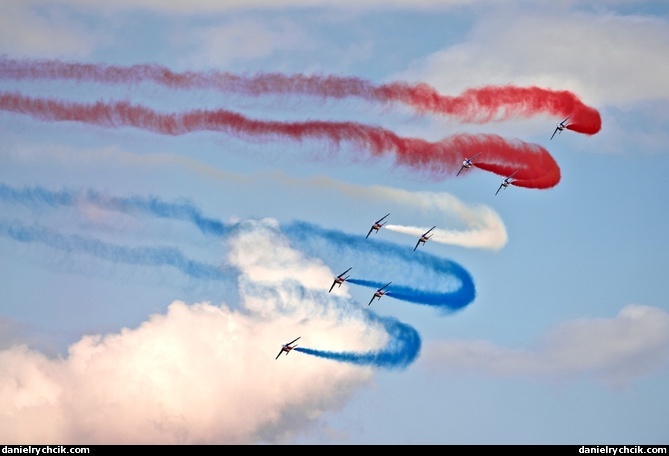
[283,221,475,312]
[0,56,601,134]
[0,184,475,313]
[295,314,420,369]
[0,92,560,187]
[0,186,462,369]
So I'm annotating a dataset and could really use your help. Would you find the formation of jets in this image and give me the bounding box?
[275,337,300,360]
[451,116,572,195]
[329,267,352,292]
[457,154,520,195]
[550,115,571,140]
[279,116,578,359]
[366,213,389,238]
[414,226,436,251]
[368,282,392,306]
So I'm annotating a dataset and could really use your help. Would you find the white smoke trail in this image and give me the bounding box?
[3,143,508,250]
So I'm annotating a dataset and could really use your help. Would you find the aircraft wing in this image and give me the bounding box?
[414,239,421,251]
[456,165,465,176]
[275,350,283,360]
[495,184,503,196]
[329,281,336,293]
[287,337,300,345]
[340,267,352,277]
[365,227,374,239]
[368,295,375,306]
[550,127,558,140]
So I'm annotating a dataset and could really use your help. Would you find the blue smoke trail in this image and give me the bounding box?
[347,278,472,310]
[0,183,228,236]
[294,314,421,369]
[0,218,228,281]
[0,183,476,312]
[0,183,476,369]
[283,221,475,312]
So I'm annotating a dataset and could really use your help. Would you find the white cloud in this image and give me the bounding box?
[0,1,100,58]
[401,9,669,107]
[181,18,316,69]
[0,219,382,444]
[9,1,667,108]
[43,0,487,15]
[419,304,669,387]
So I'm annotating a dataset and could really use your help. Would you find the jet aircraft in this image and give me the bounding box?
[456,152,482,176]
[276,337,301,360]
[329,267,352,292]
[366,213,390,239]
[368,282,392,306]
[550,115,571,140]
[414,226,436,251]
[495,171,519,195]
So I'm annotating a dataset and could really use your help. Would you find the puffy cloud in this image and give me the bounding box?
[182,18,316,69]
[402,9,669,107]
[0,1,101,58]
[419,304,669,387]
[0,219,381,444]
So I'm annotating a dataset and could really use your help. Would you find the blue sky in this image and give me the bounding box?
[1,0,668,445]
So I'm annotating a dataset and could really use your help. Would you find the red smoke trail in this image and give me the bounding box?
[0,56,601,135]
[377,83,602,135]
[565,103,601,135]
[0,91,559,189]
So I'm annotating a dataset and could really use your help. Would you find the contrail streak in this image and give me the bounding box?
[0,219,228,280]
[384,223,501,249]
[0,92,561,187]
[0,183,228,236]
[0,56,601,134]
